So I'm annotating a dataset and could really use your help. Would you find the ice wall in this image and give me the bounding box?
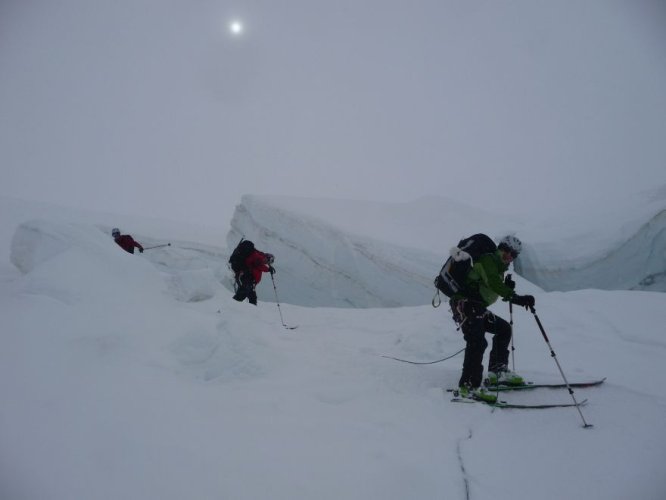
[227,196,442,307]
[516,210,666,292]
[229,194,666,305]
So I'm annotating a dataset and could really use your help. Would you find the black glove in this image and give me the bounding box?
[268,265,275,275]
[139,248,144,253]
[265,253,275,265]
[511,294,535,310]
[504,274,516,290]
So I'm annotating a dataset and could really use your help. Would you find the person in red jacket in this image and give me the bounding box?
[232,245,275,305]
[112,227,144,254]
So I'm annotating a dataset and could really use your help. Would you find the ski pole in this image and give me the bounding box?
[530,306,593,428]
[505,274,516,371]
[269,272,297,330]
[144,243,171,250]
[509,300,515,372]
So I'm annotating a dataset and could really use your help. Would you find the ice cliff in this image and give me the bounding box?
[516,209,666,292]
[226,196,443,307]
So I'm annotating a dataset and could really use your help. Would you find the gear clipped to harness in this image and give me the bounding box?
[434,234,497,299]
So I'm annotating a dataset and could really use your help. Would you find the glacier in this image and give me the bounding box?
[2,195,666,500]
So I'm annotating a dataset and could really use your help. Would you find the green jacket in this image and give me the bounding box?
[460,250,514,307]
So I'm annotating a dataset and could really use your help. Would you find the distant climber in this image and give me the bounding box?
[112,228,144,254]
[229,239,275,305]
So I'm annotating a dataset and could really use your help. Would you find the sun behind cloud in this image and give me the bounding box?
[228,20,244,36]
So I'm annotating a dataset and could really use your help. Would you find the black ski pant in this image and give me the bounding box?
[233,274,258,305]
[456,305,512,388]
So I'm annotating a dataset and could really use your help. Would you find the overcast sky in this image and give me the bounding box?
[1,0,665,229]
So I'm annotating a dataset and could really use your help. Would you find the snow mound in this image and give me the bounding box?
[9,217,230,305]
[10,219,112,274]
[9,219,180,304]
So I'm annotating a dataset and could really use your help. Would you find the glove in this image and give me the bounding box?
[265,253,275,265]
[139,248,144,253]
[511,294,535,310]
[268,265,275,275]
[504,274,515,290]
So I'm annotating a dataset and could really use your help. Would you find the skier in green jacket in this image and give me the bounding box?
[451,235,535,403]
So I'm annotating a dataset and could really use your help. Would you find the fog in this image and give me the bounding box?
[1,0,665,227]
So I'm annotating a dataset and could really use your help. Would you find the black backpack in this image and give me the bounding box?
[434,233,497,297]
[229,239,255,274]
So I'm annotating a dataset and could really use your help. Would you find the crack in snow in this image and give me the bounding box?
[457,428,473,500]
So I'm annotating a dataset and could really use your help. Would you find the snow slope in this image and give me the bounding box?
[1,198,665,500]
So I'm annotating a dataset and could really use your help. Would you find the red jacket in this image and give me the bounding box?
[244,250,270,283]
[115,234,144,254]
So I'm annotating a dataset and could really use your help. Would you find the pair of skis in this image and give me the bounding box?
[448,378,605,409]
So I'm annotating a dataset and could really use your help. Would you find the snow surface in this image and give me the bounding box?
[1,196,666,500]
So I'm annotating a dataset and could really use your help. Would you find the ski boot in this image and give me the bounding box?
[487,369,525,387]
[458,384,497,404]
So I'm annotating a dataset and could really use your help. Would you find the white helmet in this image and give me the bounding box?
[111,228,121,237]
[498,235,522,257]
